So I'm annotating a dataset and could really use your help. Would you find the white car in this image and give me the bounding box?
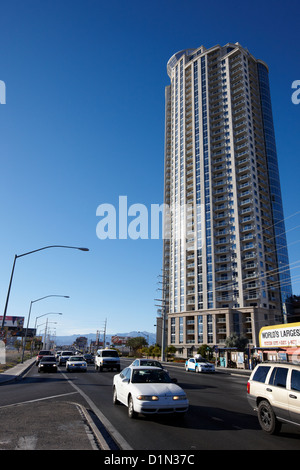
[113,366,189,419]
[185,357,215,373]
[66,356,87,372]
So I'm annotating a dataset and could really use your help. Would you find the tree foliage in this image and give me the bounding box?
[225,333,248,351]
[197,344,213,359]
[126,336,148,353]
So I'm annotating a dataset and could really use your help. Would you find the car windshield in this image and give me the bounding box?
[41,357,56,362]
[102,351,118,357]
[39,351,52,355]
[131,369,172,384]
[62,352,73,356]
[69,356,85,361]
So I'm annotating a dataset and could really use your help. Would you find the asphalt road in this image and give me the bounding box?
[0,359,300,451]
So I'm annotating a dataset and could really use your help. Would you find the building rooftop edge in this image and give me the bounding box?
[166,42,269,75]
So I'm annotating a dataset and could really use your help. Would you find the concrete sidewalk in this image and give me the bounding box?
[0,400,102,450]
[0,359,114,450]
[0,357,36,384]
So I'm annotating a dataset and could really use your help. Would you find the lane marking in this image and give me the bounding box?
[60,371,133,450]
[0,391,79,409]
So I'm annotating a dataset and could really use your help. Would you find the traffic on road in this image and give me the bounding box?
[0,348,300,451]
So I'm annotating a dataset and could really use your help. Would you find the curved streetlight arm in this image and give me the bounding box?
[1,245,88,331]
[16,245,89,258]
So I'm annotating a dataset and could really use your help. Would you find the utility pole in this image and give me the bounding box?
[103,318,107,347]
[155,273,168,361]
[96,318,107,349]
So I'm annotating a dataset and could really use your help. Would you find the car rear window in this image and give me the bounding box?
[291,370,300,392]
[252,365,271,383]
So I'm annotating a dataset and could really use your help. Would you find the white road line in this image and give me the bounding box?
[0,391,79,409]
[60,371,133,450]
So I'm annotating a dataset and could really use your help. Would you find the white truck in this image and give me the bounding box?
[94,348,120,372]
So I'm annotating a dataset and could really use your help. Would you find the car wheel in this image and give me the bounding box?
[113,387,119,405]
[128,396,137,419]
[257,400,282,435]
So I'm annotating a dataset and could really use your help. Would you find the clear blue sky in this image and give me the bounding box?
[0,0,299,337]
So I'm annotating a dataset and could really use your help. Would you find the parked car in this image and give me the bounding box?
[247,361,300,434]
[58,351,73,366]
[113,366,188,419]
[185,357,215,373]
[38,356,57,373]
[35,350,53,365]
[66,356,87,372]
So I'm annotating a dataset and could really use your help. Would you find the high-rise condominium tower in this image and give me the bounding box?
[162,42,292,356]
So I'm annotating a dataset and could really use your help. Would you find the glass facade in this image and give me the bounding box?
[257,63,293,308]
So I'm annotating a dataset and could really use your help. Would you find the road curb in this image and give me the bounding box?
[74,402,112,450]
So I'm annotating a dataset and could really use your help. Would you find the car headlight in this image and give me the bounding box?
[173,395,187,401]
[137,395,159,401]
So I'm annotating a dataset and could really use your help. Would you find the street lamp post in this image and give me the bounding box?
[34,314,62,349]
[21,295,69,362]
[42,319,59,349]
[1,245,89,332]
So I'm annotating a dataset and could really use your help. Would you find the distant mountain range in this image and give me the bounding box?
[55,331,156,346]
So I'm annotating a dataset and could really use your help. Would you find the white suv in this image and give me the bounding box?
[247,362,300,434]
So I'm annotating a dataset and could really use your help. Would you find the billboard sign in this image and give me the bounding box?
[0,316,24,329]
[259,322,300,348]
